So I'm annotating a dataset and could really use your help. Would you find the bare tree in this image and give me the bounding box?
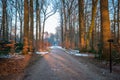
[14,0,18,42]
[36,0,40,51]
[117,0,120,43]
[29,0,34,52]
[78,0,85,51]
[41,0,58,50]
[59,1,64,47]
[86,0,98,50]
[1,0,7,41]
[100,0,111,59]
[61,0,67,48]
[22,0,29,54]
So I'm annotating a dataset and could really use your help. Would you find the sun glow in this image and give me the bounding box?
[44,12,60,34]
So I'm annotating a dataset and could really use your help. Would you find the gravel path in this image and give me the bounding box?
[23,48,120,80]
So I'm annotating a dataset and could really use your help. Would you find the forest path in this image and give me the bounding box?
[23,47,119,80]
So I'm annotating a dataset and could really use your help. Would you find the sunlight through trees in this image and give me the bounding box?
[0,0,119,59]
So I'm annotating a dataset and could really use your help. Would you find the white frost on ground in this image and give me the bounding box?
[67,49,94,57]
[74,53,94,57]
[0,55,12,58]
[48,46,94,57]
[36,52,49,56]
[0,54,24,59]
[49,46,62,49]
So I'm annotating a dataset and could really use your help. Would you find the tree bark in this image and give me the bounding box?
[60,6,64,47]
[15,0,18,43]
[78,0,85,51]
[23,0,29,54]
[29,0,34,52]
[1,0,7,41]
[86,0,98,50]
[100,0,111,59]
[36,0,39,51]
[117,0,120,43]
[61,0,67,48]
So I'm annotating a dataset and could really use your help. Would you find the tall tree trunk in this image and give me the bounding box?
[23,0,29,54]
[15,0,18,43]
[62,0,67,48]
[78,0,85,51]
[1,0,7,41]
[36,0,39,51]
[117,0,120,43]
[10,17,12,40]
[38,8,41,41]
[41,18,45,50]
[86,0,98,50]
[84,0,89,49]
[20,20,23,43]
[100,0,111,59]
[38,4,41,50]
[68,10,71,49]
[112,0,117,42]
[5,11,8,41]
[0,20,1,39]
[60,7,64,47]
[29,0,34,52]
[69,11,74,49]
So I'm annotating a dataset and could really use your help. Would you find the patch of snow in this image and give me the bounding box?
[72,49,79,52]
[36,51,49,55]
[75,53,88,56]
[67,49,94,57]
[0,55,12,58]
[0,54,24,59]
[49,46,62,49]
[67,49,80,55]
[11,55,24,59]
[75,53,94,57]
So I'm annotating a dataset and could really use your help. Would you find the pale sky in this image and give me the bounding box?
[44,12,60,34]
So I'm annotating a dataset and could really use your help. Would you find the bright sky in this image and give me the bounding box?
[44,12,60,34]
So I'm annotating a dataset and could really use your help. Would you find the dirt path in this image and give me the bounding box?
[23,48,120,80]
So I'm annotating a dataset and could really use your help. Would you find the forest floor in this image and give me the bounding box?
[0,47,120,80]
[0,54,42,80]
